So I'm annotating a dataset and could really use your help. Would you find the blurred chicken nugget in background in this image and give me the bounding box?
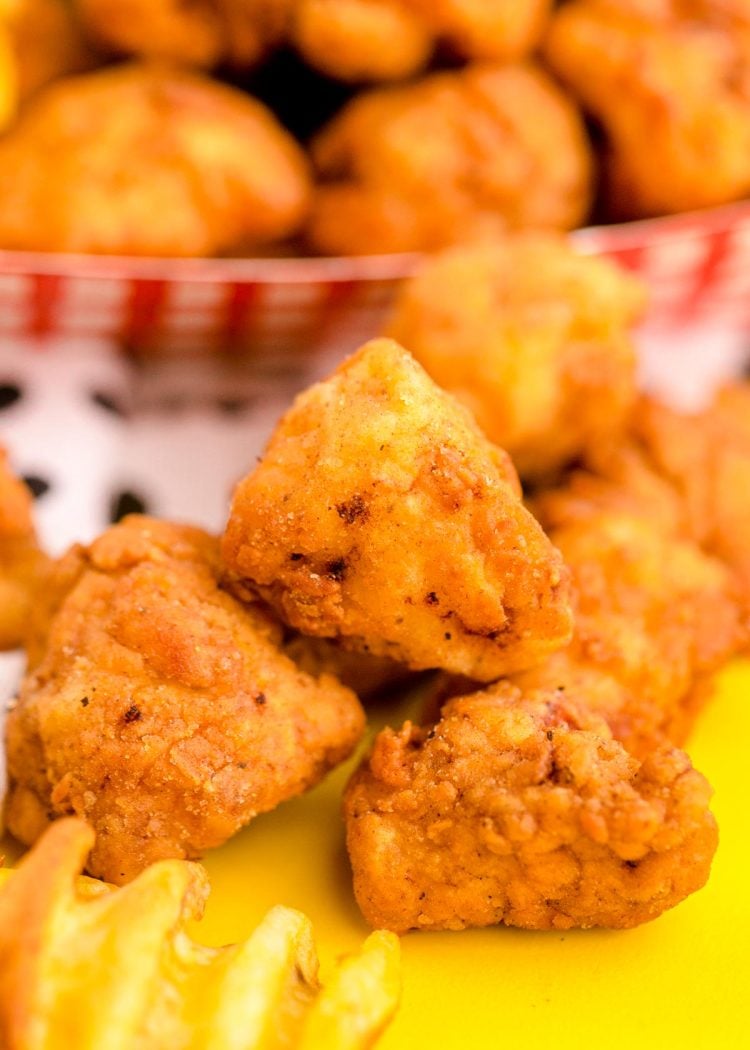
[0,62,312,255]
[307,63,593,254]
[222,338,573,681]
[4,516,364,884]
[1,0,93,102]
[514,508,746,755]
[387,235,645,481]
[0,19,15,133]
[549,388,750,622]
[344,684,718,933]
[0,446,48,652]
[75,0,290,70]
[284,633,415,700]
[74,1,553,82]
[292,0,553,82]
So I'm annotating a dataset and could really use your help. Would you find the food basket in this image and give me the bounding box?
[2,201,750,360]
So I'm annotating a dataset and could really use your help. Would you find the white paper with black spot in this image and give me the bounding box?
[0,328,748,826]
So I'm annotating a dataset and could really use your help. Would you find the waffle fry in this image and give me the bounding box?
[0,819,401,1049]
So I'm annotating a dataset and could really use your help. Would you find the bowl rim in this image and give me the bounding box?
[1,199,749,284]
[573,198,750,250]
[0,247,425,284]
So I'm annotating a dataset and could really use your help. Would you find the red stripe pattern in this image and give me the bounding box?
[0,203,749,355]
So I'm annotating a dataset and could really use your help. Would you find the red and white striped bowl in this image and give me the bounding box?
[1,200,749,357]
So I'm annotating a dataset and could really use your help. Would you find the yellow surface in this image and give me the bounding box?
[3,663,750,1047]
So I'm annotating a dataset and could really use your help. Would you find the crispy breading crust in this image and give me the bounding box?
[387,235,645,480]
[222,339,573,680]
[345,684,718,932]
[5,0,94,100]
[307,63,592,254]
[4,516,364,884]
[0,62,311,256]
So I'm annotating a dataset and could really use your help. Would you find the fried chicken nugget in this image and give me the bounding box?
[4,516,364,884]
[75,1,552,80]
[307,63,593,254]
[0,447,48,651]
[2,0,94,101]
[0,62,311,256]
[74,0,289,69]
[292,0,552,82]
[0,20,15,137]
[545,0,750,217]
[632,388,750,609]
[531,439,688,539]
[537,387,750,620]
[222,339,573,681]
[515,509,745,755]
[344,684,717,932]
[387,236,645,480]
[575,1,750,29]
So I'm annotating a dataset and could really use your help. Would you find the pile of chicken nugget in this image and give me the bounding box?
[1,231,749,936]
[2,230,750,1040]
[2,0,750,257]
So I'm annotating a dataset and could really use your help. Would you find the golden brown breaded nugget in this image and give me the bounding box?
[4,516,364,884]
[387,236,645,480]
[222,339,573,681]
[515,509,745,755]
[307,63,593,254]
[0,447,47,651]
[75,1,551,80]
[545,0,750,217]
[345,684,718,932]
[74,0,289,69]
[536,388,750,621]
[2,0,94,101]
[292,0,552,82]
[0,62,311,256]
